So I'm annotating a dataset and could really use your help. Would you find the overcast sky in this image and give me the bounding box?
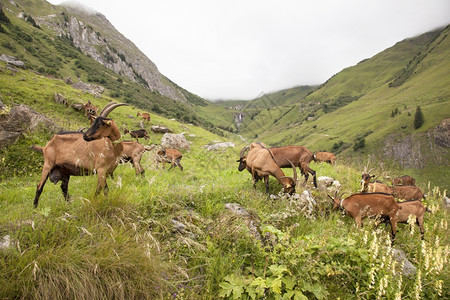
[48,0,450,100]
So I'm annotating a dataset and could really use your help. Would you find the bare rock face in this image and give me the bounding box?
[161,133,190,150]
[0,105,61,149]
[433,118,450,148]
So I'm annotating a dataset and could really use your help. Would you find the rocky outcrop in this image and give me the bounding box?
[37,6,187,103]
[161,133,190,150]
[0,105,61,149]
[433,118,450,148]
[202,141,235,151]
[0,54,25,68]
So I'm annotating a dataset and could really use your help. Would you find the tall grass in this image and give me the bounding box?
[1,142,448,298]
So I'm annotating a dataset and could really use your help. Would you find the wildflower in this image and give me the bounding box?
[377,275,389,300]
[362,230,368,245]
[407,214,416,236]
[414,269,422,300]
[368,267,376,289]
[435,280,443,296]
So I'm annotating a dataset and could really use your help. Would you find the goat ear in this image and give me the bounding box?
[106,120,112,126]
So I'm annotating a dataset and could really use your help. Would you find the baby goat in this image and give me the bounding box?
[156,148,183,171]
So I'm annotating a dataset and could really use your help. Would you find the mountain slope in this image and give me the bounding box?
[0,0,218,133]
[202,26,450,190]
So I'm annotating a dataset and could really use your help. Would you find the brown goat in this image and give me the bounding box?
[82,101,98,117]
[124,128,150,140]
[240,143,298,194]
[393,175,416,186]
[391,185,425,201]
[314,151,337,165]
[238,144,315,189]
[137,111,151,123]
[366,181,392,194]
[119,142,155,176]
[270,145,317,188]
[156,148,183,171]
[32,102,128,208]
[329,192,399,240]
[364,180,425,201]
[395,200,428,239]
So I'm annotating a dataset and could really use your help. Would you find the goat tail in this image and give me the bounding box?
[313,154,317,162]
[31,145,44,153]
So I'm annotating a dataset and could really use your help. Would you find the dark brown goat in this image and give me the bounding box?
[156,148,183,171]
[314,151,337,165]
[124,128,149,140]
[119,142,155,176]
[32,102,128,208]
[239,143,298,194]
[328,192,399,240]
[393,175,416,186]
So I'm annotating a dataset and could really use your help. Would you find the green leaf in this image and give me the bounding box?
[269,277,283,294]
[282,275,297,290]
[269,264,290,277]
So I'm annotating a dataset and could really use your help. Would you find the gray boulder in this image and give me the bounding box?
[203,141,235,151]
[0,104,61,149]
[161,133,190,150]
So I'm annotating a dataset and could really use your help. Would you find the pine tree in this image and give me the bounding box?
[414,106,424,129]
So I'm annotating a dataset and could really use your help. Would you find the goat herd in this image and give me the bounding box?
[31,102,428,242]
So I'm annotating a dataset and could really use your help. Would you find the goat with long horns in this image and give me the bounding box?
[32,102,128,207]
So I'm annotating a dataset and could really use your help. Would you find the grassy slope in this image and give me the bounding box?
[0,0,218,134]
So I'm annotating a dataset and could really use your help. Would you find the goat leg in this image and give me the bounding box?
[264,176,270,194]
[308,167,317,188]
[34,163,52,208]
[60,175,70,201]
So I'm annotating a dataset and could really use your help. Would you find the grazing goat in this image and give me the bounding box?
[238,144,316,188]
[314,151,337,165]
[239,143,298,194]
[82,100,98,120]
[32,102,128,208]
[391,185,425,201]
[119,141,155,176]
[124,128,150,140]
[363,180,425,201]
[156,148,183,171]
[388,200,429,239]
[393,175,416,186]
[328,192,399,240]
[137,111,151,123]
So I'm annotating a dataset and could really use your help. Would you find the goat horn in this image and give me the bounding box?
[77,126,88,132]
[239,146,250,158]
[100,102,129,117]
[286,159,298,183]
